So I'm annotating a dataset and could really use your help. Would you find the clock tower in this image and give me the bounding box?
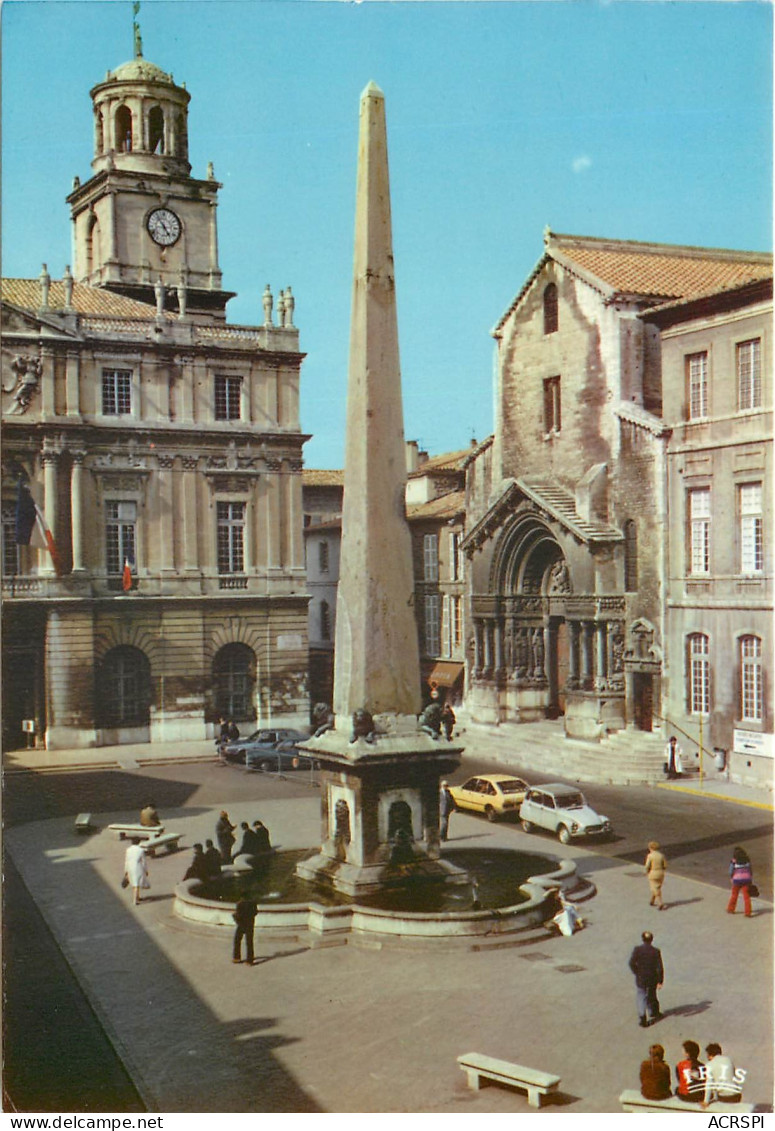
[67,47,233,319]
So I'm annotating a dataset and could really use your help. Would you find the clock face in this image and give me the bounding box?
[147,208,181,247]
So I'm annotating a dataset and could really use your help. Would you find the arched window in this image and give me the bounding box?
[213,642,256,720]
[740,636,762,722]
[320,600,331,641]
[86,213,99,277]
[624,520,638,592]
[687,633,710,715]
[387,800,414,840]
[115,106,133,152]
[543,283,558,335]
[175,113,187,159]
[148,106,164,154]
[98,646,150,727]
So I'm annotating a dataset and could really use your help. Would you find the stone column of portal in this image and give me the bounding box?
[332,81,420,727]
[70,451,86,571]
[473,620,483,675]
[40,447,59,575]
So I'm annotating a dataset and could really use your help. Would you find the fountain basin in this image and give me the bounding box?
[173,848,591,946]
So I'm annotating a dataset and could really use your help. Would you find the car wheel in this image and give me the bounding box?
[557,825,572,845]
[259,760,273,773]
[521,819,533,833]
[485,805,497,822]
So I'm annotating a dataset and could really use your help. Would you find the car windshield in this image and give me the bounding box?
[555,792,585,809]
[499,780,526,794]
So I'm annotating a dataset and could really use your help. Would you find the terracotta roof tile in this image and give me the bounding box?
[551,233,772,301]
[406,490,465,521]
[2,278,166,319]
[302,469,344,487]
[408,448,471,477]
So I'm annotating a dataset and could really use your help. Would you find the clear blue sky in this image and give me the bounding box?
[3,1,772,468]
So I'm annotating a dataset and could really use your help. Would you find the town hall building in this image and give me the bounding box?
[1,45,309,750]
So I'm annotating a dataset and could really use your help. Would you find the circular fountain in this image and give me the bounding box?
[173,845,592,946]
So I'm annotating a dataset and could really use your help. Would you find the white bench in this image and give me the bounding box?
[619,1090,755,1114]
[74,812,93,834]
[109,822,165,839]
[141,832,183,856]
[458,1053,560,1108]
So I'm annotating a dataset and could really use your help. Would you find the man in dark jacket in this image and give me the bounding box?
[232,894,258,964]
[629,930,664,1027]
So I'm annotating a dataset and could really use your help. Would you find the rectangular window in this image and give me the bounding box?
[105,500,137,576]
[442,594,451,658]
[739,483,763,574]
[423,533,439,581]
[543,376,561,433]
[738,339,762,411]
[102,369,132,416]
[2,507,20,576]
[214,375,242,421]
[451,595,463,651]
[689,634,710,715]
[689,488,711,574]
[450,532,463,581]
[424,593,441,655]
[687,352,708,420]
[741,637,762,723]
[318,539,329,574]
[217,501,245,574]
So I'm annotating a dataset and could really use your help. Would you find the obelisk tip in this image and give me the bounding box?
[361,80,384,100]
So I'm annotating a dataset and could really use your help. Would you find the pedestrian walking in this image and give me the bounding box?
[645,840,667,910]
[123,838,150,905]
[664,735,683,779]
[216,810,236,863]
[675,1040,705,1102]
[628,930,664,1027]
[232,893,258,965]
[441,702,456,741]
[727,846,754,917]
[439,780,455,841]
[639,1044,672,1100]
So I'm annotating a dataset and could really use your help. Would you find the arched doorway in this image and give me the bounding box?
[213,642,256,722]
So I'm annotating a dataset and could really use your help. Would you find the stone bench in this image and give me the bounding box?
[74,812,93,834]
[109,823,165,839]
[141,832,183,856]
[619,1089,755,1114]
[458,1052,560,1107]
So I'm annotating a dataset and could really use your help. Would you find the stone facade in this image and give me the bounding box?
[1,47,309,750]
[463,230,771,747]
[645,279,773,785]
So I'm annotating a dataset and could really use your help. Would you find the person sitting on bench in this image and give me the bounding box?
[182,843,210,882]
[140,802,161,828]
[203,839,222,877]
[640,1044,672,1101]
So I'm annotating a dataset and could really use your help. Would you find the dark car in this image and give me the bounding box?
[221,728,309,765]
[246,738,319,772]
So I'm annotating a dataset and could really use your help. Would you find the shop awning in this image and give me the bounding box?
[425,661,464,688]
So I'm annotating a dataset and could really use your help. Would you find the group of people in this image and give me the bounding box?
[182,840,223,882]
[214,810,271,865]
[640,1041,744,1107]
[216,717,240,753]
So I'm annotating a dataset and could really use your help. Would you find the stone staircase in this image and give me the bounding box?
[456,718,676,786]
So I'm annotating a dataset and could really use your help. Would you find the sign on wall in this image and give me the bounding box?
[733,729,774,759]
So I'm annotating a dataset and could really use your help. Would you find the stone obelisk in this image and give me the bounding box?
[333,80,421,726]
[297,83,463,898]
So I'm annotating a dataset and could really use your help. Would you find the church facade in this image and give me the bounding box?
[463,230,772,759]
[1,50,309,750]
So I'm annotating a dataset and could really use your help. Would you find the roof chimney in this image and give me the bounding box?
[405,439,419,473]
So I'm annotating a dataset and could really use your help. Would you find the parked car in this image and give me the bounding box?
[246,738,319,773]
[221,728,309,765]
[449,774,530,821]
[518,783,612,844]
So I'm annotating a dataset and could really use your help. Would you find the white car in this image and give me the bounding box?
[519,783,612,844]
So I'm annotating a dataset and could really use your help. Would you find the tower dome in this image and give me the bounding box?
[90,56,191,177]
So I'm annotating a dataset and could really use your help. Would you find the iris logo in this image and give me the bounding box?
[682,1063,747,1096]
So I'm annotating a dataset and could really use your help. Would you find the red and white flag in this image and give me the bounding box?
[122,559,133,591]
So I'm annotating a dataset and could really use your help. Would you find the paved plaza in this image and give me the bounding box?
[4,740,773,1114]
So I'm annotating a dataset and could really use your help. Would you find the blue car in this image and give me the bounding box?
[221,728,309,766]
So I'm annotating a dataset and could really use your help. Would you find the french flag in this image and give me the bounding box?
[122,559,133,592]
[15,479,64,577]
